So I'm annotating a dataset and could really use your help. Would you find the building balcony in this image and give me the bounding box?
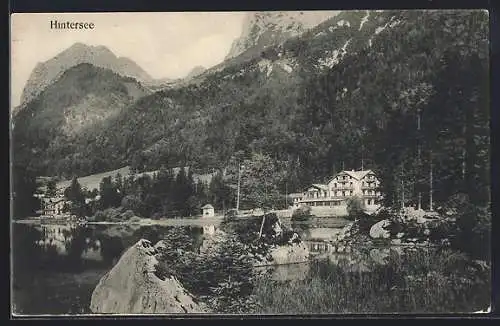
[362,193,381,198]
[299,197,344,203]
[329,195,353,199]
[332,186,354,190]
[302,196,331,201]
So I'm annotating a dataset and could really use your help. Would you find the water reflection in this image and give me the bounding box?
[12,222,351,315]
[12,223,215,315]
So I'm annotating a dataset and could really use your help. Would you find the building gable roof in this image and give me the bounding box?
[328,169,375,183]
[44,197,66,204]
[344,170,372,180]
[310,184,329,191]
[201,204,214,209]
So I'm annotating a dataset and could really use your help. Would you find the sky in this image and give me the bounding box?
[10,12,247,108]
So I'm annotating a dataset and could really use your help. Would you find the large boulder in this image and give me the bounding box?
[90,239,205,314]
[369,219,392,239]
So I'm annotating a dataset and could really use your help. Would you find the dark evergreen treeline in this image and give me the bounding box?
[60,168,234,219]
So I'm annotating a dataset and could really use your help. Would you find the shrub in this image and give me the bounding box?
[94,210,107,222]
[291,206,311,222]
[454,202,491,260]
[154,230,255,313]
[121,209,135,220]
[346,196,366,219]
[438,193,491,260]
[130,216,141,223]
[121,194,143,214]
[224,209,238,222]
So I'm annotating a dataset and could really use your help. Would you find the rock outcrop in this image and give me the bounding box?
[369,219,392,239]
[90,239,205,314]
[225,11,338,60]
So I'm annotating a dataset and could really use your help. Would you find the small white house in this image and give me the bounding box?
[201,204,215,218]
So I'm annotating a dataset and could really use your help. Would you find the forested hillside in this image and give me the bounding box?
[13,63,150,174]
[12,10,489,218]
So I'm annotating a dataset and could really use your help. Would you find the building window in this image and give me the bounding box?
[342,191,345,196]
[350,190,353,196]
[334,183,337,188]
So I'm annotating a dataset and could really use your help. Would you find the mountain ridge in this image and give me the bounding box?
[225,11,339,60]
[18,43,173,108]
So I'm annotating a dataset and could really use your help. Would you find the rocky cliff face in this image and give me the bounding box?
[225,11,339,60]
[90,239,205,314]
[185,65,207,80]
[20,43,155,106]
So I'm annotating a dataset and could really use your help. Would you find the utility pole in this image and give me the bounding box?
[417,107,422,211]
[429,150,433,211]
[462,124,467,181]
[401,164,405,211]
[236,162,242,214]
[285,182,288,208]
[361,142,364,171]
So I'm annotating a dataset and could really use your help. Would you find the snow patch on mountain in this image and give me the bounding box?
[318,49,341,69]
[280,61,294,73]
[258,59,274,77]
[389,19,402,28]
[314,31,327,38]
[359,11,370,30]
[375,16,399,35]
[341,38,352,54]
[375,25,387,35]
[337,19,351,28]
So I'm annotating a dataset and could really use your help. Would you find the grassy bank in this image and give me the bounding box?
[253,248,491,314]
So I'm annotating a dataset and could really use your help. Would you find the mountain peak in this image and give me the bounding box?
[225,11,339,60]
[20,43,154,106]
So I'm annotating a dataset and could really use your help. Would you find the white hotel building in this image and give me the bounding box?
[290,169,382,216]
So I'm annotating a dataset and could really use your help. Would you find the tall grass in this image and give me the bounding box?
[253,248,491,314]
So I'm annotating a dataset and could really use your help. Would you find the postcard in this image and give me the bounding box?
[10,10,491,316]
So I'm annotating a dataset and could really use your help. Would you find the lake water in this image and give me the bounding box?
[10,219,388,315]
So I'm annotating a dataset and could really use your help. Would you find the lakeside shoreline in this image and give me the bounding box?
[12,217,226,226]
[12,215,351,227]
